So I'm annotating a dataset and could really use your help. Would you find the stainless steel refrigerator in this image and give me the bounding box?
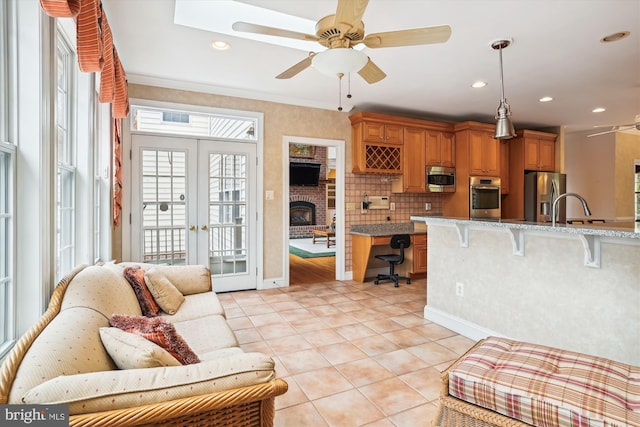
[524,172,566,223]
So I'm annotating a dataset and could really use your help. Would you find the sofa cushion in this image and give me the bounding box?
[448,337,640,427]
[61,265,142,318]
[198,346,244,361]
[144,267,185,314]
[146,265,211,295]
[159,292,225,322]
[99,327,181,369]
[123,266,160,317]
[172,315,239,356]
[22,352,276,415]
[8,307,115,404]
[109,314,200,365]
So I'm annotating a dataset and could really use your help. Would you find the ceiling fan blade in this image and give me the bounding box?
[276,54,314,79]
[334,0,369,36]
[587,125,635,137]
[363,25,452,48]
[358,58,386,84]
[232,22,318,42]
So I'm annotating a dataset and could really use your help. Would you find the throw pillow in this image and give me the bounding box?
[123,266,160,317]
[109,314,200,365]
[99,327,181,369]
[144,268,185,315]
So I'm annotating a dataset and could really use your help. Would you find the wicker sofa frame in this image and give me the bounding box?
[0,265,288,427]
[433,339,531,427]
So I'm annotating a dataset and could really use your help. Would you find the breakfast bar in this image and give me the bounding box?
[410,216,640,365]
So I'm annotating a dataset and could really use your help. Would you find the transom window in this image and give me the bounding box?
[131,106,258,140]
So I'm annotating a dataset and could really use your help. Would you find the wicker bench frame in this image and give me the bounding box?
[433,339,531,427]
[0,265,288,427]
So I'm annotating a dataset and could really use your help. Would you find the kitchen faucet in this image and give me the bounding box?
[551,193,592,226]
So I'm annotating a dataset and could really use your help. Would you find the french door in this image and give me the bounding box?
[131,135,257,292]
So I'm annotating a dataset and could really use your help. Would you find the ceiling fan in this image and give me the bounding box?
[231,0,451,84]
[587,114,640,137]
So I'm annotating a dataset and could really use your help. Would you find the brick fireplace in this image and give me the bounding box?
[289,194,327,238]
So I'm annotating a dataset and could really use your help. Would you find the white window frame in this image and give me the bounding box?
[55,30,76,281]
[0,0,16,359]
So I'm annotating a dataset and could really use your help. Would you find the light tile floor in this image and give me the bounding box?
[216,277,476,427]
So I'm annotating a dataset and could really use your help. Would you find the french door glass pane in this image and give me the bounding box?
[141,149,187,265]
[208,153,247,275]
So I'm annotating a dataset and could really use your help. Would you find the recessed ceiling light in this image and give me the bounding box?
[600,31,630,43]
[539,96,553,102]
[211,41,230,50]
[592,107,606,113]
[471,81,487,88]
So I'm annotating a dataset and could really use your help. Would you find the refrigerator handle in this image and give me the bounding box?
[551,179,559,222]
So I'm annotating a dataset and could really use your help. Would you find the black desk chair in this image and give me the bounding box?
[374,234,411,288]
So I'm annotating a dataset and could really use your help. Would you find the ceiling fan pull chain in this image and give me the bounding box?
[347,72,352,99]
[337,72,344,111]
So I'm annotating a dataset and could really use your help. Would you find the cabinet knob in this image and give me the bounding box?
[201,225,208,231]
[189,225,196,231]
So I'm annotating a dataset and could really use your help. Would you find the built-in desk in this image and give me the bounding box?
[350,223,427,283]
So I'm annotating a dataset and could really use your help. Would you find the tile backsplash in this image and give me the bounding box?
[344,172,442,271]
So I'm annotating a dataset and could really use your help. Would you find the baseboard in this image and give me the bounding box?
[260,278,287,289]
[423,306,507,342]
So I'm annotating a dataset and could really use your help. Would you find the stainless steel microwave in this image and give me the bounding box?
[426,166,455,193]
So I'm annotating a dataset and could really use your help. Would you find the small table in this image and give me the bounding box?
[311,229,336,248]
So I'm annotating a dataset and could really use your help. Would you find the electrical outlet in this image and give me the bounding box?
[390,202,396,211]
[455,282,464,297]
[425,202,431,211]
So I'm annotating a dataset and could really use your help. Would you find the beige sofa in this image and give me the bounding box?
[0,263,288,427]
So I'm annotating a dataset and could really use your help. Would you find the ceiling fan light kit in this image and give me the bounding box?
[311,48,368,77]
[491,38,517,140]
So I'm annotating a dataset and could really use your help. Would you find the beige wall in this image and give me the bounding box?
[127,84,351,279]
[564,130,640,220]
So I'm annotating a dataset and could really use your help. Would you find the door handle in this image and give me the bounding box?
[189,225,196,231]
[201,225,208,231]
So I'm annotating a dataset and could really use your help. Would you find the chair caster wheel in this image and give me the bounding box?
[374,280,379,285]
[407,279,411,284]
[394,283,399,288]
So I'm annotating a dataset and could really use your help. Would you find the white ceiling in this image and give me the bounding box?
[102,0,640,134]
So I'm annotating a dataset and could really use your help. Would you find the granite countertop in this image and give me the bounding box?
[350,222,426,237]
[410,216,640,240]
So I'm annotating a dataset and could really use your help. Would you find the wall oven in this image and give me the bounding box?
[470,177,501,219]
[426,166,456,193]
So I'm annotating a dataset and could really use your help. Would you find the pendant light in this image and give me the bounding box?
[491,39,516,139]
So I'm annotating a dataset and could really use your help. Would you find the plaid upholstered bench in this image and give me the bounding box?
[434,337,639,427]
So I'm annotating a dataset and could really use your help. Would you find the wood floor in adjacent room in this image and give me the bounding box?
[289,253,336,285]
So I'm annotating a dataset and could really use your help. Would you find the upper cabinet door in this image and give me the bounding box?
[426,131,455,167]
[469,132,499,176]
[524,138,540,170]
[362,122,403,144]
[538,139,556,171]
[402,127,426,192]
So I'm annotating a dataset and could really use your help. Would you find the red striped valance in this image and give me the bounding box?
[40,0,129,118]
[40,0,80,18]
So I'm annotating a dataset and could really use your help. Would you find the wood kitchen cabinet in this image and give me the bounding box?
[426,131,455,167]
[500,140,510,194]
[523,135,556,171]
[362,121,404,144]
[442,121,498,218]
[411,233,427,274]
[468,131,500,176]
[393,127,426,192]
[502,129,558,219]
[350,111,454,178]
